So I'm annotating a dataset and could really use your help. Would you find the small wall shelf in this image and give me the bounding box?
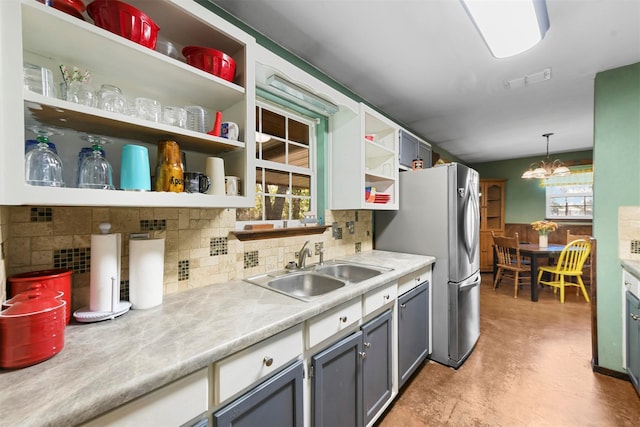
[230,225,331,241]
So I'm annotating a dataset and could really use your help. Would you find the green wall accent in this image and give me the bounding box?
[593,62,640,371]
[470,150,593,223]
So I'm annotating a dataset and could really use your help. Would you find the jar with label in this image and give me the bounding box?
[155,140,184,192]
[412,157,424,170]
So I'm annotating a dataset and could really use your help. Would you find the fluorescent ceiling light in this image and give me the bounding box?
[461,0,550,58]
[264,75,339,116]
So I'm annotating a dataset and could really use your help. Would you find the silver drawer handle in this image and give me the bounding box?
[339,316,348,323]
[263,356,273,367]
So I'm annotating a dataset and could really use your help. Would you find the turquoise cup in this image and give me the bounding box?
[120,144,151,191]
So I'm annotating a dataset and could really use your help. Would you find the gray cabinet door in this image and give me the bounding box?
[417,143,432,168]
[399,130,419,168]
[213,360,304,427]
[626,291,640,395]
[362,310,393,425]
[312,331,363,427]
[398,281,429,387]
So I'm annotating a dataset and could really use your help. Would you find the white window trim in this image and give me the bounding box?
[237,100,317,229]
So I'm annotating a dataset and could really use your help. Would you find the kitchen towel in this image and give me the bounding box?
[205,156,225,195]
[89,229,121,313]
[129,237,165,309]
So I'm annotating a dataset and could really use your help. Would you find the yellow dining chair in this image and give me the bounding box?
[537,239,591,303]
[492,231,530,298]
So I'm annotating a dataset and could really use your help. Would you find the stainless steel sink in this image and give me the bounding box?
[312,263,386,282]
[244,261,392,302]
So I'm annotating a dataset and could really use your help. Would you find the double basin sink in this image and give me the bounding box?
[245,261,392,302]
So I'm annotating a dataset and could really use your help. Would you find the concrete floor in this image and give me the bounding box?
[378,274,640,426]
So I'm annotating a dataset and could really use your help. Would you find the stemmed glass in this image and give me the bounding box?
[24,126,65,187]
[77,135,114,190]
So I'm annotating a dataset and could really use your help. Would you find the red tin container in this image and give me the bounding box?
[8,269,72,324]
[0,289,66,369]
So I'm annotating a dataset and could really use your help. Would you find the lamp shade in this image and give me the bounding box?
[461,0,550,58]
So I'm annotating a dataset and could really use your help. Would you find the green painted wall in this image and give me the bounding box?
[593,62,640,371]
[470,151,592,223]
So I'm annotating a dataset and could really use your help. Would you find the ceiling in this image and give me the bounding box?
[208,0,640,164]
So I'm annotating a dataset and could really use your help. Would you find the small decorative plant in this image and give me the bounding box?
[531,220,558,236]
[59,65,91,84]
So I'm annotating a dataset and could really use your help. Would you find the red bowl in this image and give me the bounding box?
[87,0,159,49]
[39,0,86,20]
[182,46,236,82]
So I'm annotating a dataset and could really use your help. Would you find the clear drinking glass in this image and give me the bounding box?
[24,126,65,187]
[66,81,96,107]
[77,141,114,190]
[96,84,127,114]
[135,97,162,122]
[162,106,188,128]
[23,63,57,98]
[184,105,211,133]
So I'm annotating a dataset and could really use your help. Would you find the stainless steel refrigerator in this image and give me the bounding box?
[374,163,480,368]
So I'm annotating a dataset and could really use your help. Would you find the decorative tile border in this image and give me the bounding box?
[178,260,189,281]
[244,250,259,269]
[210,237,228,256]
[30,207,52,222]
[53,247,90,273]
[140,219,167,231]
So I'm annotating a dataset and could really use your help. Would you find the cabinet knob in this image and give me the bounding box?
[384,294,390,300]
[625,281,632,286]
[364,342,371,348]
[359,351,367,359]
[263,356,274,367]
[339,316,348,323]
[631,313,640,321]
[400,303,407,309]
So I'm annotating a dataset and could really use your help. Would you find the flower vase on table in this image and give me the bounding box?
[530,220,558,248]
[538,233,548,248]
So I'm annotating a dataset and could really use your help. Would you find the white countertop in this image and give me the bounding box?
[0,250,435,427]
[622,259,640,279]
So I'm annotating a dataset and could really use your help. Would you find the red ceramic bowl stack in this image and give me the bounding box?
[0,288,66,369]
[38,0,87,20]
[87,0,160,49]
[182,46,236,82]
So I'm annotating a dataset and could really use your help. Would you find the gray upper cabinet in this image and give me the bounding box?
[399,129,432,170]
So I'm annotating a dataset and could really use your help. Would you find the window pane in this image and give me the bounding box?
[289,144,310,168]
[289,118,309,145]
[261,109,286,139]
[265,169,289,194]
[291,173,310,195]
[262,139,287,163]
[291,197,311,220]
[265,196,289,220]
[236,194,263,221]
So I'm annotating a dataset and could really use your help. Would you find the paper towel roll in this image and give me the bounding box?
[205,156,225,195]
[129,238,165,309]
[89,232,121,312]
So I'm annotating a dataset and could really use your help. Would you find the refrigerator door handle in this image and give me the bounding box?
[458,271,481,290]
[463,186,480,263]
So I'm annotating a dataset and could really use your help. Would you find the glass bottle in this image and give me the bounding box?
[155,140,184,192]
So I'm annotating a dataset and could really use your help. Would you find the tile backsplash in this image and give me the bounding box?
[2,206,372,312]
[619,206,640,261]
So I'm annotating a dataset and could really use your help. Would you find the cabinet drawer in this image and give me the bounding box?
[81,368,208,427]
[307,299,362,348]
[398,266,431,295]
[363,282,397,316]
[214,324,303,405]
[624,269,640,298]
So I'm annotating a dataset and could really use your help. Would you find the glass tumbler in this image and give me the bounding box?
[78,144,114,190]
[135,97,162,122]
[184,105,211,133]
[96,84,127,114]
[23,63,57,98]
[24,127,65,187]
[66,81,95,107]
[162,106,188,128]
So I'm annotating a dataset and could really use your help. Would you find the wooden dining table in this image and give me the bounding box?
[493,243,567,302]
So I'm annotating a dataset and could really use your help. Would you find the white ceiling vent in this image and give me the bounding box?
[504,67,551,89]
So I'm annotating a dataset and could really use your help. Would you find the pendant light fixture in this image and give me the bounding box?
[521,133,571,179]
[460,0,550,58]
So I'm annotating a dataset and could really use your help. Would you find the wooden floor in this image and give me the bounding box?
[378,273,640,426]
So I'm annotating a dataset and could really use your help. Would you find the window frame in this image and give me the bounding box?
[237,99,317,228]
[544,168,593,221]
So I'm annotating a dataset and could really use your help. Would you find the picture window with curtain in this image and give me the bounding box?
[545,167,593,220]
[236,101,316,225]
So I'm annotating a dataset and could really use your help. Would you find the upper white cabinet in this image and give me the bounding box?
[0,0,255,207]
[330,103,399,210]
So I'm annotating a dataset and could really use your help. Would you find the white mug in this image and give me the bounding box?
[225,176,240,195]
[221,122,239,140]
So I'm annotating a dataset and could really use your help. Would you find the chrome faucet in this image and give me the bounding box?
[297,240,312,269]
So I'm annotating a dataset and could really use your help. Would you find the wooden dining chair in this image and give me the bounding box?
[537,239,591,303]
[566,230,594,286]
[492,231,531,298]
